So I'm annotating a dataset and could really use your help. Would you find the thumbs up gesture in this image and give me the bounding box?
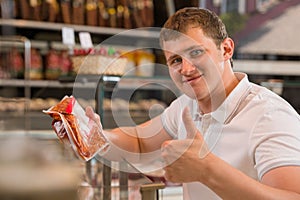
[161,107,211,183]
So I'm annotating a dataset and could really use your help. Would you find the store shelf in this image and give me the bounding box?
[0,76,178,91]
[0,79,75,88]
[0,19,160,39]
[0,19,176,131]
[234,60,300,76]
[0,129,57,139]
[117,76,178,91]
[261,81,300,88]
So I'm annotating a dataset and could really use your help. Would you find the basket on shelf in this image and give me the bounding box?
[71,55,128,76]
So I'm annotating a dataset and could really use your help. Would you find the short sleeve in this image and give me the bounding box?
[251,101,300,180]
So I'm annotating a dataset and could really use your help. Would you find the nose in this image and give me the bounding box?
[180,58,196,75]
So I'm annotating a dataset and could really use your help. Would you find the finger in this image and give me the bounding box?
[85,106,95,119]
[161,140,171,149]
[85,106,100,122]
[182,107,198,139]
[161,150,172,167]
[85,106,102,129]
[163,166,173,182]
[161,140,175,166]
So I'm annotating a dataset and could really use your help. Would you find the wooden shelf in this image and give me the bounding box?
[0,19,160,39]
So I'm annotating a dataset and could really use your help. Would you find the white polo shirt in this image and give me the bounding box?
[161,72,300,200]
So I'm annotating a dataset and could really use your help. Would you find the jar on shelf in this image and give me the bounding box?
[60,50,72,76]
[29,48,43,80]
[8,48,24,79]
[45,49,61,80]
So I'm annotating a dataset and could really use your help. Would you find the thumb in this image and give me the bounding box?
[182,107,209,159]
[182,107,198,139]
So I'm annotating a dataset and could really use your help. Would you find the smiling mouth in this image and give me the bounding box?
[183,75,203,83]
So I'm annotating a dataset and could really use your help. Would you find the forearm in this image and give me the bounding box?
[101,115,171,158]
[203,155,300,200]
[106,126,141,153]
[101,126,141,162]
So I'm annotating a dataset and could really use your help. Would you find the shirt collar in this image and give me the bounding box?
[192,72,251,123]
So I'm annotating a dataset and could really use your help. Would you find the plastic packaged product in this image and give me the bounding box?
[43,95,109,161]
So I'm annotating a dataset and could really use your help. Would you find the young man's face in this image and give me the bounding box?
[162,27,226,102]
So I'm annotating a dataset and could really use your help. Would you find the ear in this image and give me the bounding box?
[221,38,234,61]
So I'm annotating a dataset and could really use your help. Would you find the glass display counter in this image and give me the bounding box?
[0,37,178,200]
[0,132,166,200]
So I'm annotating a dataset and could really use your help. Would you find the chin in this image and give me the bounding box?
[183,90,198,99]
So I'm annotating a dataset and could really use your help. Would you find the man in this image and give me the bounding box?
[86,7,300,199]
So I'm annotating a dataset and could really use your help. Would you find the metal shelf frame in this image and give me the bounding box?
[0,76,179,91]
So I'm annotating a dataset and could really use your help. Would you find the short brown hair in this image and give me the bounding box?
[160,7,233,66]
[160,7,228,48]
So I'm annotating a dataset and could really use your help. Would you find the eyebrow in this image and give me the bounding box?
[182,45,203,54]
[166,54,179,65]
[166,45,203,64]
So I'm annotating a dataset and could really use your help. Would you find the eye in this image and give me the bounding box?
[190,49,203,57]
[168,57,182,68]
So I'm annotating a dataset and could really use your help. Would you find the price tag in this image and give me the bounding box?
[62,27,75,46]
[79,32,93,49]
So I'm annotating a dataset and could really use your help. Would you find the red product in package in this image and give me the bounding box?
[43,95,109,161]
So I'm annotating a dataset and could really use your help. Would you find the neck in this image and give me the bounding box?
[198,67,239,114]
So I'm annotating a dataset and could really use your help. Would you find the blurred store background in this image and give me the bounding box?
[0,0,299,199]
